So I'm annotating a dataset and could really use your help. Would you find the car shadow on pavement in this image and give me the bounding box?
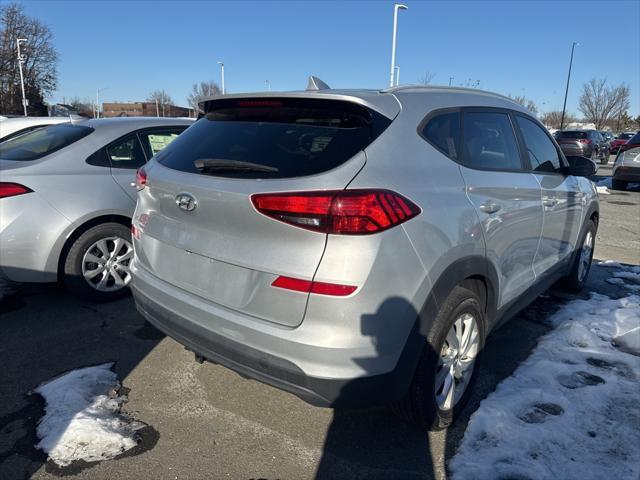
[316,291,564,480]
[0,275,165,479]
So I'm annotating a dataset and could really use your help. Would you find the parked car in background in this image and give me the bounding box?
[555,130,609,164]
[610,131,636,154]
[0,116,84,143]
[598,131,612,153]
[0,117,193,301]
[612,131,640,191]
[130,85,599,430]
[600,131,614,142]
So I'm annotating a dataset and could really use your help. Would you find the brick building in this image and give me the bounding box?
[102,102,192,118]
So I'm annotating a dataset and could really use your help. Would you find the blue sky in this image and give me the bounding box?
[20,0,640,116]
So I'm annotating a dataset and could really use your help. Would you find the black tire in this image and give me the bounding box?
[556,219,596,293]
[63,222,133,302]
[394,283,485,431]
[611,179,627,191]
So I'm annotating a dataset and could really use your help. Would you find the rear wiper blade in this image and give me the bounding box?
[193,158,279,173]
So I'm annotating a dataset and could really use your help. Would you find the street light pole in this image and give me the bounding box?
[394,66,400,86]
[16,38,27,116]
[389,4,408,87]
[560,42,578,130]
[449,76,454,87]
[265,80,271,91]
[218,61,225,94]
[95,87,107,118]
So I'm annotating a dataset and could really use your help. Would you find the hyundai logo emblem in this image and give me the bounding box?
[175,193,197,212]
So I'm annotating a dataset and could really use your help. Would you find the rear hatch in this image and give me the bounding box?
[556,131,589,154]
[134,96,392,327]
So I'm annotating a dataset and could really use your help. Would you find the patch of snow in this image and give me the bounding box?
[596,177,612,188]
[597,260,623,268]
[34,363,144,467]
[595,185,610,195]
[450,283,640,479]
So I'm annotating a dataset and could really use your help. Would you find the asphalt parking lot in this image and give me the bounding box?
[1,157,638,480]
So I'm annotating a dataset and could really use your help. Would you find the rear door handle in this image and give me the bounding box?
[479,201,501,214]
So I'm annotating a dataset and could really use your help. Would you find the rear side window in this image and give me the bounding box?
[0,124,93,161]
[462,112,522,170]
[156,98,391,178]
[106,134,146,169]
[627,132,640,144]
[516,116,563,173]
[421,112,460,160]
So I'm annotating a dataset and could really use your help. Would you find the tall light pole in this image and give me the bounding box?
[218,61,225,94]
[265,80,271,91]
[560,42,579,130]
[16,38,27,116]
[394,66,400,86]
[389,3,408,87]
[449,76,454,87]
[95,87,107,118]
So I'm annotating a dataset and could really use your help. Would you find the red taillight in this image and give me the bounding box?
[135,166,147,190]
[578,138,592,144]
[251,189,420,235]
[0,183,32,199]
[131,224,141,240]
[272,276,357,296]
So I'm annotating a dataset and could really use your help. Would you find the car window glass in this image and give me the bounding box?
[0,124,93,161]
[516,116,562,173]
[140,129,183,157]
[422,112,460,159]
[106,134,145,169]
[462,112,522,170]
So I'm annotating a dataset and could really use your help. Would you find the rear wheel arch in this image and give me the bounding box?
[56,214,132,281]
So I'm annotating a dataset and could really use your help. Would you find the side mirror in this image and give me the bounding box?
[565,156,597,177]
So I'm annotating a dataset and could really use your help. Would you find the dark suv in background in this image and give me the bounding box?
[556,130,609,164]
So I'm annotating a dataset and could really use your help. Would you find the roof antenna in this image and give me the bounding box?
[306,76,331,91]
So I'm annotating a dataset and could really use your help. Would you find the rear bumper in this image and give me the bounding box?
[130,260,422,408]
[613,165,640,183]
[0,192,70,282]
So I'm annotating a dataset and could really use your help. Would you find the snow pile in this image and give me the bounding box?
[595,185,610,195]
[34,363,144,466]
[450,290,640,480]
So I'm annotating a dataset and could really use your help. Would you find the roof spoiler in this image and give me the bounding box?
[306,76,331,91]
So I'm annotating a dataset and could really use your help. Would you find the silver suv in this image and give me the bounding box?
[130,84,599,430]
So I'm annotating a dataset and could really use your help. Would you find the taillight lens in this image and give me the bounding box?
[578,138,592,144]
[251,189,421,235]
[135,166,147,190]
[0,183,32,199]
[272,276,357,296]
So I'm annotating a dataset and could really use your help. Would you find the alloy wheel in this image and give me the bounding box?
[435,312,480,411]
[577,230,593,283]
[81,236,133,292]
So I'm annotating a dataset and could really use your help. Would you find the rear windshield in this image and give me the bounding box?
[156,98,391,178]
[0,124,93,161]
[556,131,587,139]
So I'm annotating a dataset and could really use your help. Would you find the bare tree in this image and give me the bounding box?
[417,71,437,86]
[509,95,539,115]
[187,80,221,114]
[541,110,576,129]
[578,78,630,130]
[68,96,94,117]
[0,3,58,115]
[147,89,173,117]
